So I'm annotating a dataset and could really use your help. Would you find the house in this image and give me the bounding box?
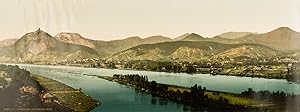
[4,78,12,84]
[42,93,55,103]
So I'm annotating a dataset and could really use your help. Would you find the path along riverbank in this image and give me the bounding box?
[33,75,100,111]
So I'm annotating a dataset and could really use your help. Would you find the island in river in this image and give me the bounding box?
[85,74,300,111]
[0,64,99,111]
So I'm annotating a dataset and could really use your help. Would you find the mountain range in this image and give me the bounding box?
[217,32,258,39]
[107,41,280,62]
[0,27,299,63]
[55,33,172,56]
[15,29,101,63]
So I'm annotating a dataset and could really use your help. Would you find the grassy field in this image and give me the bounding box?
[167,85,271,107]
[33,75,99,111]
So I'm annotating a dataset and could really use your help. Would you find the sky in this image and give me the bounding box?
[0,0,299,40]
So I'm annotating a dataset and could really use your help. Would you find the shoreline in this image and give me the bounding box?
[32,74,100,111]
[38,63,300,83]
[63,63,290,80]
[4,62,296,82]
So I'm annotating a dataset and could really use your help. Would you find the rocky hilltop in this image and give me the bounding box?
[233,27,300,50]
[2,29,100,63]
[258,27,300,50]
[174,33,206,41]
[55,32,96,48]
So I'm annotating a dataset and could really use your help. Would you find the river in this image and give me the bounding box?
[9,64,300,111]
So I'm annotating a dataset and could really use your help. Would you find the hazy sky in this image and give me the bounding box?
[0,0,299,40]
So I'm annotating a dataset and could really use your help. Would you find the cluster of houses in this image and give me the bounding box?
[0,71,12,89]
[19,86,39,95]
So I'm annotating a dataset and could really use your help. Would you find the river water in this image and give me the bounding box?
[10,64,300,111]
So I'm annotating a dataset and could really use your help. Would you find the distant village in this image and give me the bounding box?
[21,55,299,83]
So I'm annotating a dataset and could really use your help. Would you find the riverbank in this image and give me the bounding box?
[4,62,297,83]
[65,63,290,80]
[85,74,279,111]
[32,74,100,111]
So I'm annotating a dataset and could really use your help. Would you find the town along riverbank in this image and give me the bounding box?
[32,75,100,111]
[84,74,287,111]
[11,59,300,83]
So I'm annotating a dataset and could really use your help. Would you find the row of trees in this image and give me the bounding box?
[113,74,300,111]
[241,88,300,111]
[287,63,300,83]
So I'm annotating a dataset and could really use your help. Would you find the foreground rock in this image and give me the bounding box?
[0,64,99,111]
